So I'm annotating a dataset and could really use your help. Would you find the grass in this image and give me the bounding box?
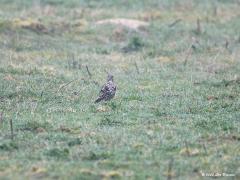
[0,0,240,179]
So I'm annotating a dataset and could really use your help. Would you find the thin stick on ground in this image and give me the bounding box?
[10,118,14,140]
[57,79,77,92]
[196,18,201,34]
[168,19,182,28]
[40,90,44,98]
[86,65,92,78]
[225,40,229,49]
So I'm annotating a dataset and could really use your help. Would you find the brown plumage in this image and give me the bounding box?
[95,74,116,103]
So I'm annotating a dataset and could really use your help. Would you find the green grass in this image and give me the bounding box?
[0,0,240,179]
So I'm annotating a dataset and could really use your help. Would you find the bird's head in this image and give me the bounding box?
[107,74,114,82]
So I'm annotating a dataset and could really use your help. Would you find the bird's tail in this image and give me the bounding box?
[94,97,102,103]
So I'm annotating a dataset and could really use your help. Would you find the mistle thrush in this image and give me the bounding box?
[95,74,116,103]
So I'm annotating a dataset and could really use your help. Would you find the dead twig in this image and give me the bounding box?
[86,65,92,78]
[10,118,14,140]
[225,40,229,49]
[168,19,182,28]
[40,90,44,98]
[57,79,78,92]
[196,18,202,34]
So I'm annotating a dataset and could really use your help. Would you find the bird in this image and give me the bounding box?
[95,74,116,103]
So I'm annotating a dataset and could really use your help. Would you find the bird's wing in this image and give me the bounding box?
[99,83,109,96]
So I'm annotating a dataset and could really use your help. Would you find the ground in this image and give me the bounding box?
[0,0,240,179]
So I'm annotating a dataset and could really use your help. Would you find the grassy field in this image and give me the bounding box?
[0,0,240,179]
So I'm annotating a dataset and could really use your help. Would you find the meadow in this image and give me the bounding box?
[0,0,240,179]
